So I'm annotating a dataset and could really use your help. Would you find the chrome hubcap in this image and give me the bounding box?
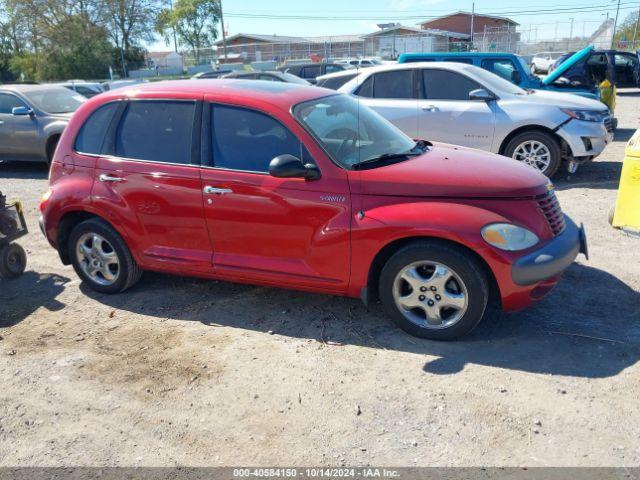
[76,233,120,286]
[513,140,551,173]
[392,261,468,329]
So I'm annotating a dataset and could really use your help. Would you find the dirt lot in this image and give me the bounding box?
[1,91,639,468]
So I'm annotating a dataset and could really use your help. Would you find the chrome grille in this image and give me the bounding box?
[538,191,566,236]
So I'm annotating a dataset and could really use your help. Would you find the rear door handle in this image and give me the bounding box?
[421,105,439,112]
[99,174,124,183]
[204,186,233,195]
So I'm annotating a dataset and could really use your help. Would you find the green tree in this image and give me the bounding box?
[156,0,220,62]
[614,10,640,48]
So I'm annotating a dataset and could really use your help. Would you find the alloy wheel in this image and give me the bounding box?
[76,232,120,286]
[392,261,468,329]
[512,140,552,173]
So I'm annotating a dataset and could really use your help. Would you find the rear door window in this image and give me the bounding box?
[115,100,195,164]
[74,102,119,155]
[325,64,343,74]
[371,70,415,99]
[422,69,482,100]
[302,65,322,78]
[442,57,473,64]
[211,105,302,173]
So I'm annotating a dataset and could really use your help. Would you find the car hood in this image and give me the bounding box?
[515,88,607,111]
[356,143,549,199]
[542,45,594,85]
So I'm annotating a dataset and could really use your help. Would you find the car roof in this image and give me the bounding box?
[0,83,71,94]
[316,69,361,80]
[399,52,517,61]
[94,79,332,108]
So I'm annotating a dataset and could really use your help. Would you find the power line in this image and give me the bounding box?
[224,1,640,20]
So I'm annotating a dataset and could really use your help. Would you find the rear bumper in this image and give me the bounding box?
[557,119,613,158]
[511,216,587,286]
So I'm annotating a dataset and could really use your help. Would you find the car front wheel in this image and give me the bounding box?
[68,218,142,294]
[504,130,561,177]
[379,241,489,340]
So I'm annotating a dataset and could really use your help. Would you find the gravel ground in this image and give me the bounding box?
[0,91,639,467]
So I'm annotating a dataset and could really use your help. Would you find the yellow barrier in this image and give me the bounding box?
[612,128,640,234]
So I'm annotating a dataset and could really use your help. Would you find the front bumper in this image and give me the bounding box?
[511,216,587,286]
[557,118,613,158]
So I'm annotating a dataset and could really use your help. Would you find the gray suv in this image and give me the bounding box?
[0,84,85,165]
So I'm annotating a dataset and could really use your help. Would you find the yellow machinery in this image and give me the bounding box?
[612,128,640,236]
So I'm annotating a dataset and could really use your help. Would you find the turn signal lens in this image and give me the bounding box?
[481,223,539,251]
[39,189,52,213]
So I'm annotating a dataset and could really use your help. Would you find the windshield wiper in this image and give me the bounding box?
[352,151,422,170]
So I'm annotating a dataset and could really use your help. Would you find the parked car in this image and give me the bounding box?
[221,70,311,85]
[0,84,85,165]
[531,52,565,74]
[101,79,146,91]
[338,62,613,177]
[278,62,346,84]
[546,48,640,89]
[40,79,587,340]
[56,81,104,98]
[191,69,234,79]
[335,58,383,69]
[398,52,600,100]
[315,69,360,90]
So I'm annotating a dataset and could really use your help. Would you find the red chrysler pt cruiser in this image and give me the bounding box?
[39,80,587,340]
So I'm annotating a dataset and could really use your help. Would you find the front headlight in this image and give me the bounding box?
[560,108,605,122]
[481,223,539,251]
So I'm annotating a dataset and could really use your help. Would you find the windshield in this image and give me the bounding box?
[471,66,529,95]
[294,94,416,169]
[23,87,85,114]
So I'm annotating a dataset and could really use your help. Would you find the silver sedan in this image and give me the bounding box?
[0,84,85,166]
[338,62,614,177]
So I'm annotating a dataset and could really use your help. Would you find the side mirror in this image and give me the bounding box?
[469,88,496,102]
[269,154,321,180]
[12,106,33,117]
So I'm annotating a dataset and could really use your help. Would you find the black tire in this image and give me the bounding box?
[379,241,489,341]
[0,243,27,279]
[503,130,562,178]
[46,136,59,166]
[68,218,142,294]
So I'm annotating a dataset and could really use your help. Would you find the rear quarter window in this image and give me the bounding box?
[74,102,119,155]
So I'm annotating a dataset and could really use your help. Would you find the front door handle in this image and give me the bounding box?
[204,186,233,195]
[99,174,124,183]
[421,105,439,112]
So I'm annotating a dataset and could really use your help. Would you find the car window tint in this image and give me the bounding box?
[321,73,358,90]
[75,102,119,154]
[372,70,414,99]
[302,65,322,78]
[325,65,343,73]
[355,75,374,97]
[481,59,518,82]
[212,105,301,173]
[423,70,481,100]
[0,93,27,114]
[115,101,195,163]
[259,74,278,81]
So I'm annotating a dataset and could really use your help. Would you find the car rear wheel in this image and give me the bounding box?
[379,241,489,340]
[504,131,561,177]
[68,218,142,294]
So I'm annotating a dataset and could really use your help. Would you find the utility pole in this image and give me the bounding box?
[470,1,475,44]
[633,4,640,49]
[168,0,178,52]
[612,0,621,48]
[568,17,574,51]
[219,0,228,62]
